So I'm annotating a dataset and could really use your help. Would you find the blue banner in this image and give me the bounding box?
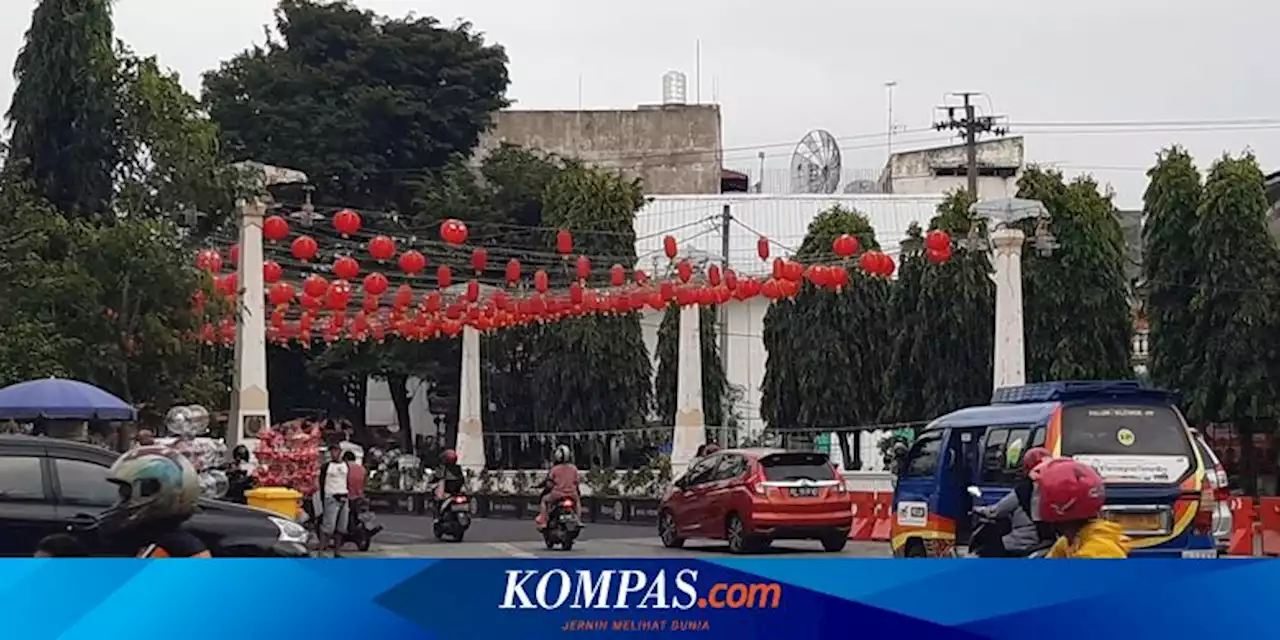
[1,558,1272,639]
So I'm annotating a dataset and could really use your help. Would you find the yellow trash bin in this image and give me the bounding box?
[245,487,303,519]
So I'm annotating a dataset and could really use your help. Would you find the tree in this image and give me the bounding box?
[1015,168,1133,381]
[760,205,894,462]
[882,190,996,423]
[1141,147,1203,395]
[653,304,728,433]
[1183,154,1280,494]
[6,0,121,219]
[201,0,510,214]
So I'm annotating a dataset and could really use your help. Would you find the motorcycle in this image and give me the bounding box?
[964,486,1054,558]
[433,493,473,542]
[541,496,582,551]
[345,498,383,551]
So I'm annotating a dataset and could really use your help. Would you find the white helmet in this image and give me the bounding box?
[552,445,572,464]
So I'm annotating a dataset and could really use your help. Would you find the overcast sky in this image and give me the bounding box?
[2,0,1277,208]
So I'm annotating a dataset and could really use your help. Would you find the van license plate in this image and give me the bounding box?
[789,487,819,497]
[1108,512,1163,532]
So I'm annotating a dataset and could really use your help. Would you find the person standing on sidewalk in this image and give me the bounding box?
[318,445,350,557]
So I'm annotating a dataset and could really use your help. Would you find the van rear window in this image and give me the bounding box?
[759,453,836,481]
[1060,404,1192,457]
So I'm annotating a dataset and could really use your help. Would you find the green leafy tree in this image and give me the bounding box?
[201,0,510,213]
[1141,147,1203,395]
[1183,154,1280,493]
[653,304,728,432]
[6,0,121,219]
[760,205,894,461]
[1015,168,1133,381]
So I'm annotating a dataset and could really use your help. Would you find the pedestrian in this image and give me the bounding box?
[344,451,366,501]
[317,445,350,557]
[135,428,155,447]
[34,533,88,557]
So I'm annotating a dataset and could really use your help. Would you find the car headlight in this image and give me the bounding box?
[269,516,309,543]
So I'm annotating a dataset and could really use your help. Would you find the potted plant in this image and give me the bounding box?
[625,455,668,524]
[486,470,523,519]
[585,466,623,523]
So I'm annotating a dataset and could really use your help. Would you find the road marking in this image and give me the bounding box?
[488,542,537,558]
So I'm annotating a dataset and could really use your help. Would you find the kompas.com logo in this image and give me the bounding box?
[498,568,783,610]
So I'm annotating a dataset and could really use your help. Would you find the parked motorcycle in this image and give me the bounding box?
[433,493,473,542]
[541,496,582,551]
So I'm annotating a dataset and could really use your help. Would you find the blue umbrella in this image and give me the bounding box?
[0,378,136,421]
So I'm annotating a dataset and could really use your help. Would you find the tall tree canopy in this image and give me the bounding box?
[882,190,994,423]
[201,0,510,213]
[1141,147,1203,395]
[760,206,894,447]
[654,304,728,432]
[1015,168,1133,381]
[6,0,121,219]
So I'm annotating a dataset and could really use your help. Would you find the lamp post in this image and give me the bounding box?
[966,198,1057,391]
[227,161,308,451]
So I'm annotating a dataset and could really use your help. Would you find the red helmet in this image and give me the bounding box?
[1032,458,1105,523]
[1022,447,1052,474]
[442,449,458,464]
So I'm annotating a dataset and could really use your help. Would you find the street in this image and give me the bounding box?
[357,515,891,558]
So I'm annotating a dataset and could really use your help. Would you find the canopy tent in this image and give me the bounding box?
[0,378,136,421]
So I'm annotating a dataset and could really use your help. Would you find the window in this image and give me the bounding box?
[902,433,943,478]
[759,453,835,481]
[682,456,718,487]
[1030,428,1046,448]
[0,456,46,502]
[981,427,1030,484]
[714,454,748,481]
[1061,404,1192,457]
[55,459,118,507]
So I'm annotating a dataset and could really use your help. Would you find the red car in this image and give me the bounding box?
[658,448,852,553]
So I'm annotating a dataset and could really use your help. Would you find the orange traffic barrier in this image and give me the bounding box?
[870,492,893,541]
[1226,497,1257,556]
[1258,497,1280,556]
[848,492,874,541]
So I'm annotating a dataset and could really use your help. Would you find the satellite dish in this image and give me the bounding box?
[843,179,880,194]
[790,130,842,194]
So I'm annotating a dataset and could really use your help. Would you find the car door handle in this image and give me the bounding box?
[65,513,98,531]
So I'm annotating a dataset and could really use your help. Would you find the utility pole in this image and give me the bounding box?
[719,204,731,376]
[934,92,1007,198]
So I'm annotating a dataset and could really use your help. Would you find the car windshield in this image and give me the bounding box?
[1060,404,1192,457]
[759,453,835,481]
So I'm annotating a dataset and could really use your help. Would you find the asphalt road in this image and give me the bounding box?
[357,515,891,558]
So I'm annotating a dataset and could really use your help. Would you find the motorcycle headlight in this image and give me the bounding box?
[269,516,309,544]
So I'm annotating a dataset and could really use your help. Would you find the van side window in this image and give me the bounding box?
[981,429,1010,480]
[1031,428,1046,448]
[982,427,1031,485]
[903,433,943,477]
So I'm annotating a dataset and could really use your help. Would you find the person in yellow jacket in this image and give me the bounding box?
[1029,458,1129,558]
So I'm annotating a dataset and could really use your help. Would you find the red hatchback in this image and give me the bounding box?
[658,448,852,553]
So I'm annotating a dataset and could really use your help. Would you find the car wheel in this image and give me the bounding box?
[726,514,755,554]
[821,534,848,552]
[659,510,685,548]
[904,538,927,558]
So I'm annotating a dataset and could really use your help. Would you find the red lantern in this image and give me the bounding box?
[368,235,396,261]
[333,256,360,281]
[829,266,850,290]
[609,264,626,288]
[391,250,422,275]
[924,230,952,253]
[326,281,352,310]
[291,235,318,262]
[762,279,783,300]
[363,272,389,296]
[333,209,361,236]
[263,260,283,283]
[880,253,896,276]
[436,265,453,289]
[575,255,591,282]
[303,275,329,299]
[466,279,480,302]
[757,237,770,261]
[301,295,322,310]
[505,259,521,286]
[556,229,573,255]
[707,264,722,287]
[440,219,468,245]
[263,215,290,242]
[724,269,738,291]
[268,282,295,306]
[805,265,829,287]
[471,248,488,273]
[677,260,693,283]
[634,269,649,285]
[191,290,206,313]
[195,249,222,274]
[832,234,859,258]
[216,273,238,297]
[228,244,240,266]
[927,246,952,265]
[394,284,414,310]
[534,269,549,293]
[783,260,804,282]
[663,235,678,260]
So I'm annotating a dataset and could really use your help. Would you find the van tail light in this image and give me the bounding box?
[1193,477,1219,535]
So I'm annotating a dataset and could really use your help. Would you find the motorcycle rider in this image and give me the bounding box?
[99,445,212,558]
[974,446,1055,556]
[432,449,466,516]
[536,445,581,529]
[1031,458,1129,559]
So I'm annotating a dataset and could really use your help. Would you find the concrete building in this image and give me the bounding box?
[880,137,1025,200]
[476,104,723,194]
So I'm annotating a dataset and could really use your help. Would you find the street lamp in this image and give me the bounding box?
[965,197,1055,391]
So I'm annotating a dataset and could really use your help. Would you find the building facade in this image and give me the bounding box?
[880,137,1025,200]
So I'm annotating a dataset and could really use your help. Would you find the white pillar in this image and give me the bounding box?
[671,304,706,479]
[990,227,1027,391]
[228,199,270,450]
[456,325,486,474]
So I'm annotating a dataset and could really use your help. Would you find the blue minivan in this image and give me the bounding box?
[890,381,1219,558]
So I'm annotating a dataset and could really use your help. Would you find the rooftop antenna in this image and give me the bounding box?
[695,39,701,104]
